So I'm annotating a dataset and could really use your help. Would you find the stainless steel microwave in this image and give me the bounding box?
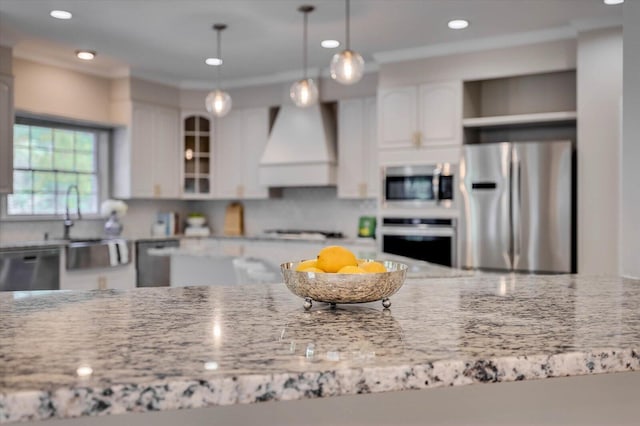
[382,164,456,209]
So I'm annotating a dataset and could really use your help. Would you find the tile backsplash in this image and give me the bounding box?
[189,187,377,239]
[0,188,376,243]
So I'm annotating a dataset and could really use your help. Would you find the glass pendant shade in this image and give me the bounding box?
[330,49,364,85]
[205,23,232,118]
[290,78,319,108]
[205,89,232,117]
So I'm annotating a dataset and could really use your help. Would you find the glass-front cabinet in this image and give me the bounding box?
[181,113,212,197]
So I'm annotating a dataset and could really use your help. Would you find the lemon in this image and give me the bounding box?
[296,259,318,271]
[300,267,325,273]
[316,245,358,273]
[360,261,387,273]
[356,258,366,265]
[337,265,366,274]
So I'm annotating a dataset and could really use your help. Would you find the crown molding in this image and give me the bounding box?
[12,47,130,79]
[319,61,379,79]
[372,26,578,64]
[179,67,321,90]
[570,16,623,33]
[11,18,619,92]
[179,62,379,91]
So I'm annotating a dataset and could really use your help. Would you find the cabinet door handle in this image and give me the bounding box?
[412,132,422,148]
[153,184,161,197]
[98,276,107,290]
[358,182,367,198]
[237,184,244,198]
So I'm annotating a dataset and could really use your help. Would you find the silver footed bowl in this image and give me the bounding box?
[281,260,408,309]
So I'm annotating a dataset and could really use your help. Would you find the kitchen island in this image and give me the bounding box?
[1,274,640,425]
[151,238,470,286]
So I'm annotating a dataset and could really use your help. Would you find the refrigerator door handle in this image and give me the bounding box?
[512,151,521,268]
[433,166,441,204]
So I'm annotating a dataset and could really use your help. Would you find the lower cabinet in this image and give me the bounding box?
[59,250,136,290]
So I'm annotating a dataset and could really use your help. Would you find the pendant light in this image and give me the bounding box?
[290,5,319,108]
[205,24,232,117]
[330,0,364,85]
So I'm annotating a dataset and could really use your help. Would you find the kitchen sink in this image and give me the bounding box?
[66,238,132,270]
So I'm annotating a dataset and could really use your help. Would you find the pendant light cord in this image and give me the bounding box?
[346,0,350,50]
[303,10,308,80]
[216,28,222,90]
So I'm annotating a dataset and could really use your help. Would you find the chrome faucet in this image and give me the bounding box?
[63,185,82,240]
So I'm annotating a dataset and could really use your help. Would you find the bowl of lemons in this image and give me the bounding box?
[281,245,408,310]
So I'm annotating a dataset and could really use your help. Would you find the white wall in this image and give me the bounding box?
[13,58,115,125]
[576,27,623,275]
[622,2,640,279]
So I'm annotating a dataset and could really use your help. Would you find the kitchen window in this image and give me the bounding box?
[3,117,110,218]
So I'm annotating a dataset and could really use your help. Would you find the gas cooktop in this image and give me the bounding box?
[262,230,344,240]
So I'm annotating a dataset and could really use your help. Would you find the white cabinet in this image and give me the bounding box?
[181,113,213,198]
[337,96,378,199]
[0,74,14,194]
[60,266,136,290]
[378,81,462,151]
[215,107,269,199]
[418,82,462,146]
[113,102,180,199]
[59,250,136,291]
[378,87,417,150]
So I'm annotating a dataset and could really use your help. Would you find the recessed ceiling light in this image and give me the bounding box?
[448,19,469,30]
[603,0,624,4]
[50,10,72,20]
[205,57,223,66]
[75,50,96,60]
[321,39,340,49]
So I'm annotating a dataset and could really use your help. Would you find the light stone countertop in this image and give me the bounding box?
[1,274,639,423]
[0,240,71,251]
[0,234,376,249]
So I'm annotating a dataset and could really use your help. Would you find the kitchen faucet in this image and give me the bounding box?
[63,185,82,240]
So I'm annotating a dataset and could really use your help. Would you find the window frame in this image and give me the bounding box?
[1,114,111,221]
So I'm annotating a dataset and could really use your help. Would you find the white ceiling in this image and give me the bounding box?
[0,0,623,89]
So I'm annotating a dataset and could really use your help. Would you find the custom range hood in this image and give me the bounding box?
[259,103,337,187]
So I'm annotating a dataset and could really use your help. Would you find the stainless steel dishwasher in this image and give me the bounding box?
[136,239,179,287]
[0,247,60,291]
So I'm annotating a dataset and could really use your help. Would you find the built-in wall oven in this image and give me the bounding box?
[380,218,457,267]
[380,162,458,267]
[382,163,456,209]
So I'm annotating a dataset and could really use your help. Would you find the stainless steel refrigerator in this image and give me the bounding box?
[459,141,574,273]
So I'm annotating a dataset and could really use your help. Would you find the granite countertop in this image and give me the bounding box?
[1,275,639,423]
[0,240,71,251]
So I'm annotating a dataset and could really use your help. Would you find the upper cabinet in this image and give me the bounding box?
[214,107,270,199]
[113,102,180,199]
[378,81,462,150]
[0,74,14,194]
[337,96,378,199]
[181,113,213,198]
